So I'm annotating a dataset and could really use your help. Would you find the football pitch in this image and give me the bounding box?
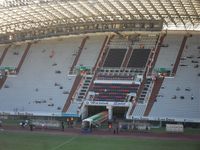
[0,131,199,150]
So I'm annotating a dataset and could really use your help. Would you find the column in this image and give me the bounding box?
[107,105,113,121]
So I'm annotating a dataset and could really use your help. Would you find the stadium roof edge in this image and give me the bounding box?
[0,0,199,35]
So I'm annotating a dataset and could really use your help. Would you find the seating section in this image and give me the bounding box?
[69,36,88,73]
[77,35,106,68]
[0,45,8,65]
[92,83,139,102]
[0,32,199,122]
[0,35,112,115]
[66,101,81,115]
[154,34,183,71]
[1,44,27,68]
[103,49,127,67]
[127,49,151,68]
[109,36,130,49]
[149,34,200,121]
[130,34,158,49]
[132,103,147,117]
[0,46,7,75]
[0,44,27,89]
[0,37,82,115]
[96,73,134,80]
[87,68,142,102]
[138,78,153,103]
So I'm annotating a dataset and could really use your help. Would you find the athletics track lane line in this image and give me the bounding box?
[51,136,77,150]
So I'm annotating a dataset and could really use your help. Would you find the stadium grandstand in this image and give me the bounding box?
[0,0,200,128]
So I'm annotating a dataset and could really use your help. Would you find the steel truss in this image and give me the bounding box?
[0,0,199,43]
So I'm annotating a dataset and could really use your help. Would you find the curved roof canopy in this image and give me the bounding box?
[0,0,200,35]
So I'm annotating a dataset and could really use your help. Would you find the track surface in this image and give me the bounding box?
[1,125,200,141]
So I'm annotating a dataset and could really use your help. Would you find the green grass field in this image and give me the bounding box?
[0,131,199,150]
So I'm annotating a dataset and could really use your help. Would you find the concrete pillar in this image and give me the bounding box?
[107,105,113,121]
[81,105,88,120]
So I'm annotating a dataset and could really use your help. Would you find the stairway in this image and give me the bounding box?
[0,45,11,89]
[132,103,147,117]
[93,35,109,72]
[143,77,164,116]
[93,34,115,71]
[148,33,166,74]
[0,76,7,89]
[16,43,32,74]
[0,45,11,65]
[128,47,154,116]
[70,36,89,73]
[171,36,188,76]
[76,75,93,100]
[62,75,82,112]
[86,35,115,99]
[0,43,31,89]
[128,78,146,116]
[138,78,152,103]
[121,46,133,67]
[128,38,163,116]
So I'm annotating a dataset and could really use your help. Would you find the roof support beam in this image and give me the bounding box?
[0,0,200,34]
[177,0,194,26]
[104,0,126,20]
[167,0,185,26]
[116,0,134,19]
[156,0,178,26]
[126,0,144,19]
[146,0,167,25]
[135,0,154,20]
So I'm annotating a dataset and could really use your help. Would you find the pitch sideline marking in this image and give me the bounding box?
[51,136,77,150]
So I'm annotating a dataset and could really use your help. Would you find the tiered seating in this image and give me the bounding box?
[138,78,153,103]
[0,37,81,115]
[69,36,88,73]
[77,35,106,68]
[62,75,82,112]
[103,48,127,67]
[171,36,188,75]
[154,34,183,71]
[93,35,115,71]
[144,77,164,116]
[66,101,81,115]
[0,34,121,116]
[0,45,10,65]
[149,34,200,121]
[96,73,134,80]
[109,36,130,49]
[99,67,144,75]
[121,46,133,67]
[132,103,147,117]
[0,46,9,79]
[0,44,28,89]
[0,46,5,58]
[1,44,27,68]
[92,83,139,101]
[127,49,151,68]
[131,34,158,49]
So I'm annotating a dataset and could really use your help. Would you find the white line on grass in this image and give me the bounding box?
[51,136,77,150]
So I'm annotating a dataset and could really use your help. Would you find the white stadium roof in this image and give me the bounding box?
[0,0,200,43]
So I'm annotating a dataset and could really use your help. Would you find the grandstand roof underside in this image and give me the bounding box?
[0,0,200,35]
